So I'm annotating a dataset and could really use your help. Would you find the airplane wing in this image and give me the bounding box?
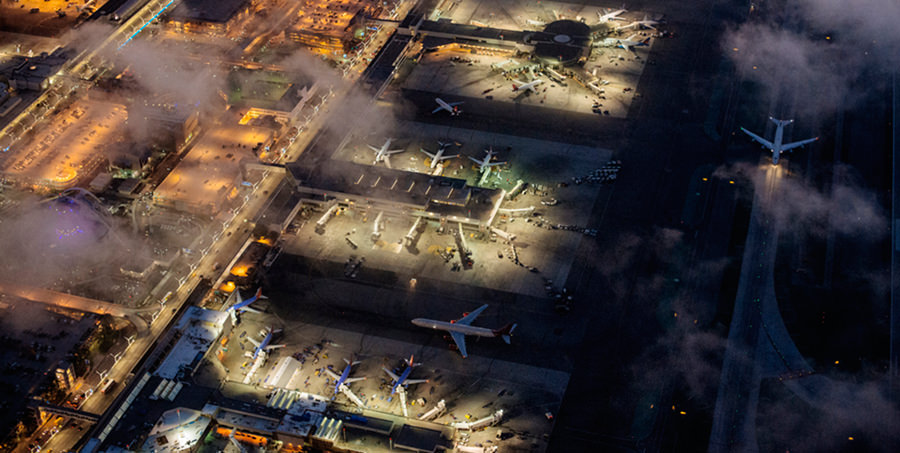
[450,331,469,358]
[486,161,506,167]
[468,156,483,164]
[404,378,429,385]
[384,156,393,169]
[367,145,381,152]
[740,127,775,149]
[387,148,405,155]
[781,137,818,151]
[344,377,366,384]
[324,369,341,380]
[247,337,261,347]
[616,22,636,31]
[241,306,262,314]
[265,344,285,350]
[448,101,463,107]
[431,106,445,114]
[420,149,437,159]
[383,367,400,381]
[456,304,489,325]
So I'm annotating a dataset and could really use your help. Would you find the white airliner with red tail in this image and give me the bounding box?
[412,304,516,358]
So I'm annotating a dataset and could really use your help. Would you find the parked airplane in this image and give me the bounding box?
[468,148,506,174]
[741,117,818,165]
[367,138,405,168]
[597,6,627,23]
[383,355,428,394]
[420,142,459,169]
[324,356,366,394]
[411,304,517,358]
[617,34,651,52]
[432,98,463,115]
[512,78,543,93]
[616,14,660,31]
[246,327,284,360]
[227,288,266,322]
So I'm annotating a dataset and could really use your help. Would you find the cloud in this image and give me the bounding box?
[723,0,900,115]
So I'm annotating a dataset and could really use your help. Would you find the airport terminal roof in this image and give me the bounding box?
[168,0,248,23]
[155,307,228,379]
[529,20,593,66]
[392,423,453,453]
[153,126,273,214]
[286,159,505,226]
[415,20,527,44]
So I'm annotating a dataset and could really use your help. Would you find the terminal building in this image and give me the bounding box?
[400,16,593,66]
[164,0,258,36]
[287,158,506,229]
[285,0,382,56]
[153,125,274,214]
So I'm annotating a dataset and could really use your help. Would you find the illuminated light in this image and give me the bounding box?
[729,180,735,184]
[679,411,686,415]
[220,281,236,292]
[732,47,739,52]
[256,237,273,246]
[849,437,854,441]
[834,360,839,365]
[702,177,708,181]
[752,66,758,70]
[673,312,678,317]
[231,266,249,277]
[826,36,831,40]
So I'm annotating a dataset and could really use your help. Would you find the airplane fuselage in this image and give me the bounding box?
[392,367,413,394]
[412,318,498,338]
[253,332,272,359]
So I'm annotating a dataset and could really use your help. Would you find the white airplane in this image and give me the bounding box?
[512,78,543,93]
[616,14,660,31]
[367,138,405,168]
[324,356,366,394]
[420,142,459,169]
[468,147,506,174]
[597,6,627,23]
[617,34,651,52]
[246,326,285,360]
[412,305,517,358]
[383,355,429,394]
[432,98,463,115]
[741,117,818,165]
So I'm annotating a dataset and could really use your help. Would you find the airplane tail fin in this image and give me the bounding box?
[493,323,517,344]
[769,117,794,127]
[640,37,651,45]
[255,288,268,300]
[512,84,519,91]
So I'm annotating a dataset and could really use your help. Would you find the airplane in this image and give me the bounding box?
[512,78,543,93]
[597,6,627,23]
[468,148,506,174]
[228,288,266,314]
[324,356,366,394]
[367,138,405,169]
[432,98,463,115]
[617,34,651,52]
[383,355,429,395]
[741,117,818,165]
[420,142,459,169]
[615,14,660,31]
[246,327,284,360]
[411,304,517,358]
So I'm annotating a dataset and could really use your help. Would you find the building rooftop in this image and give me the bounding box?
[287,159,505,226]
[392,423,453,453]
[141,408,212,453]
[167,0,248,23]
[155,307,228,379]
[153,126,274,214]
